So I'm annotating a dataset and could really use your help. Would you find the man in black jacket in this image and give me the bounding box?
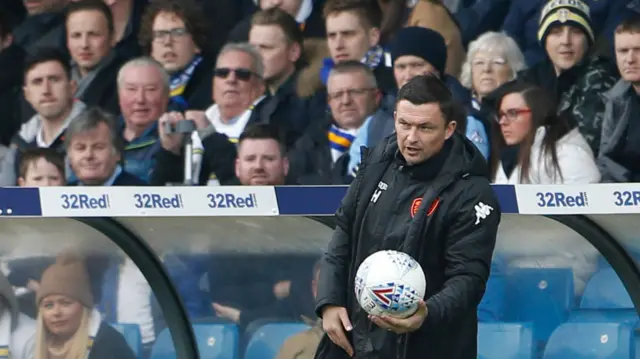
[315,75,500,359]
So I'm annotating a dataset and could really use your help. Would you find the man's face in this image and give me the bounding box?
[327,71,378,129]
[68,122,120,185]
[24,61,76,121]
[66,10,113,74]
[250,25,299,84]
[393,55,438,88]
[326,11,378,63]
[615,32,640,84]
[18,158,65,187]
[150,11,201,74]
[118,65,169,130]
[235,138,288,185]
[260,0,302,16]
[394,100,455,165]
[213,50,264,109]
[545,25,588,74]
[22,0,66,15]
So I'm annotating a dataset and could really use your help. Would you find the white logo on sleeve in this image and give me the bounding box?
[474,202,494,225]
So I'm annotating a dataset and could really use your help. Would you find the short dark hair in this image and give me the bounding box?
[139,0,210,56]
[616,13,640,35]
[238,124,286,155]
[323,0,382,29]
[251,7,303,46]
[65,0,115,36]
[64,107,124,158]
[396,74,464,125]
[18,148,65,179]
[23,47,72,83]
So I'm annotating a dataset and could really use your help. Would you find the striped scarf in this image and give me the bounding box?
[169,55,203,108]
[328,125,357,163]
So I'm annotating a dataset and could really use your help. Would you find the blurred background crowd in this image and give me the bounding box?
[0,0,639,189]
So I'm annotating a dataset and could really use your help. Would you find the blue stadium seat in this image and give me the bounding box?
[581,268,633,309]
[542,322,634,359]
[569,309,638,325]
[244,322,311,359]
[478,322,533,359]
[505,268,574,343]
[151,323,240,359]
[111,323,143,358]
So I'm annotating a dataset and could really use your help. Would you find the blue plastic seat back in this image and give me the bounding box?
[478,322,533,359]
[581,268,633,309]
[505,268,575,342]
[151,323,240,359]
[244,322,311,359]
[569,309,639,326]
[542,322,634,359]
[111,323,143,358]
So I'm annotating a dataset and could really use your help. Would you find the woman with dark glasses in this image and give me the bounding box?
[488,82,600,184]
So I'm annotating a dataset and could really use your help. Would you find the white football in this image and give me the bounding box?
[355,250,427,319]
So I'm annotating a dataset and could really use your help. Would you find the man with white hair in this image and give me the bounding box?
[116,56,170,183]
[153,42,270,185]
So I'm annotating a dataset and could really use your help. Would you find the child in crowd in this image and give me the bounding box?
[17,148,65,187]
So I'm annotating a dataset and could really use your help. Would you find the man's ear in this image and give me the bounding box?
[445,121,457,140]
[367,27,380,48]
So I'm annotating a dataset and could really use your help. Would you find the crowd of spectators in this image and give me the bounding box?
[0,0,639,358]
[0,0,638,188]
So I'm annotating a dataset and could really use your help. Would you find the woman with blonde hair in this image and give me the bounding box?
[34,254,135,359]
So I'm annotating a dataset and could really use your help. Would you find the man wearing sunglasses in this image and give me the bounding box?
[154,43,270,184]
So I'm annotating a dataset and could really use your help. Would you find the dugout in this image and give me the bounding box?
[0,184,637,359]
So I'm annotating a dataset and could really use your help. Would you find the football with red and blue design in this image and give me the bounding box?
[354,250,426,319]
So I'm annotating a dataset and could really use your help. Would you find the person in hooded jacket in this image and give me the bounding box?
[314,74,500,359]
[0,270,35,359]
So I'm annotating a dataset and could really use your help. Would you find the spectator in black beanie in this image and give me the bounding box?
[390,26,470,103]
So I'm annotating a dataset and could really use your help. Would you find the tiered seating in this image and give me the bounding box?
[505,268,575,344]
[143,266,640,359]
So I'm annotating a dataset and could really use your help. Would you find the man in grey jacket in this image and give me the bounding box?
[0,47,85,186]
[598,14,640,183]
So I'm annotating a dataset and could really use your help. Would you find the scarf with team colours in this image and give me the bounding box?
[169,55,203,106]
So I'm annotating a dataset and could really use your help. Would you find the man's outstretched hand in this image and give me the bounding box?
[369,299,428,334]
